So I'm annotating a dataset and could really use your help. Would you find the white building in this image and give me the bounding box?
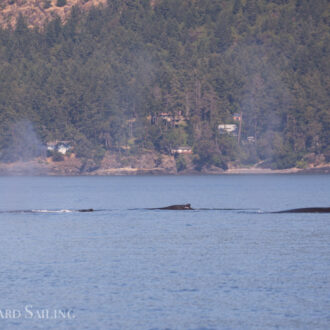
[47,141,72,155]
[171,146,193,154]
[218,124,238,136]
[57,143,71,155]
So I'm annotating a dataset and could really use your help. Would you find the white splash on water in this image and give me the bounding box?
[31,209,73,213]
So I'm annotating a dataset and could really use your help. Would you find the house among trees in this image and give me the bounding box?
[247,136,256,143]
[171,146,193,155]
[151,111,186,126]
[47,141,72,155]
[159,112,173,123]
[218,124,238,136]
[233,113,242,121]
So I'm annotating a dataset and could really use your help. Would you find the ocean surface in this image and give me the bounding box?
[0,175,329,329]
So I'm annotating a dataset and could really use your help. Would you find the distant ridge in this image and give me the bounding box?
[0,0,106,29]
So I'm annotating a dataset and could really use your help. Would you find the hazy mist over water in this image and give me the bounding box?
[1,120,46,163]
[0,175,329,329]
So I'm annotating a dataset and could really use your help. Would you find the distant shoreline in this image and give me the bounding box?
[0,161,329,176]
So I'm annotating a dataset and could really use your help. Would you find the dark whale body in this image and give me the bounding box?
[78,208,94,212]
[151,203,193,210]
[275,207,330,213]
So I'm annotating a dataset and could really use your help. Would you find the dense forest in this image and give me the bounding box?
[0,0,329,170]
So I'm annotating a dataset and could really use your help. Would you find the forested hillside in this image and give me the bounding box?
[0,0,329,171]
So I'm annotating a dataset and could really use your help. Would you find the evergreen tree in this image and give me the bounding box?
[56,0,67,7]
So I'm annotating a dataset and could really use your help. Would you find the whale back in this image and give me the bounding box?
[150,203,193,210]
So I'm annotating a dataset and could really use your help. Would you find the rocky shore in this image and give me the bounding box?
[0,153,329,176]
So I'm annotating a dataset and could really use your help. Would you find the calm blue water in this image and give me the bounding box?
[0,175,329,329]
